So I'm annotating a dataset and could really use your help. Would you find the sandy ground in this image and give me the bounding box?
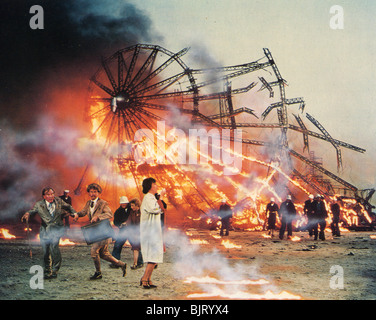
[1,227,376,301]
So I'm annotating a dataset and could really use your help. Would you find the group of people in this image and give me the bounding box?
[265,194,341,240]
[21,178,166,289]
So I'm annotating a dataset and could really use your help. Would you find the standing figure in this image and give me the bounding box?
[73,183,126,280]
[59,189,72,229]
[278,195,297,240]
[304,194,317,237]
[314,195,328,241]
[265,198,279,237]
[22,187,76,279]
[330,198,341,237]
[111,196,131,265]
[140,178,166,289]
[128,198,144,270]
[218,199,233,236]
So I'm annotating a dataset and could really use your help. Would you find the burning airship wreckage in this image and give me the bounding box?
[70,44,374,232]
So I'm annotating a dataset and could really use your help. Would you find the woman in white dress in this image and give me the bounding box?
[139,177,166,289]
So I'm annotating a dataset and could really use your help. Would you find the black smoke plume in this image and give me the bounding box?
[0,0,157,220]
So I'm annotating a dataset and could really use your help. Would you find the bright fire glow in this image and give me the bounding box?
[221,239,242,249]
[0,228,16,239]
[184,275,269,285]
[59,238,76,246]
[187,287,301,300]
[190,239,209,245]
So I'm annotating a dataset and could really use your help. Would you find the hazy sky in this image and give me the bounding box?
[126,0,376,196]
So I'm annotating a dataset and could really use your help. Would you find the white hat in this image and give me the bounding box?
[64,190,70,193]
[287,195,292,200]
[221,199,226,203]
[309,194,314,199]
[271,198,275,202]
[119,196,129,204]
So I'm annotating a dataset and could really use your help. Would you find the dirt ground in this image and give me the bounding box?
[1,226,376,301]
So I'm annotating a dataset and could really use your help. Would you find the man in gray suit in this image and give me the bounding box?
[22,187,76,279]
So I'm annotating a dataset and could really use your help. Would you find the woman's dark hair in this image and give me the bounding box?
[142,178,156,194]
[86,183,102,193]
[42,187,55,196]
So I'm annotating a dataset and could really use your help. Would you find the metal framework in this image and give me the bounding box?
[74,44,374,223]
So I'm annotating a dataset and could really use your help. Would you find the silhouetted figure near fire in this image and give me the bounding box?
[265,198,279,238]
[330,198,341,237]
[304,194,316,237]
[314,195,328,240]
[59,190,72,229]
[21,187,76,279]
[218,199,233,236]
[110,196,131,267]
[278,195,296,240]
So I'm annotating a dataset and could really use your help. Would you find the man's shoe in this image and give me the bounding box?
[90,272,102,280]
[44,273,52,279]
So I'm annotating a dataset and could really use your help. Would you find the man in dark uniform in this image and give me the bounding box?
[314,195,328,240]
[279,195,296,240]
[218,199,233,236]
[265,198,279,237]
[111,196,131,265]
[330,198,341,237]
[59,190,72,229]
[304,194,316,237]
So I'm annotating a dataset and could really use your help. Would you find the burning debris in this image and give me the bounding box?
[69,43,374,234]
[0,43,375,301]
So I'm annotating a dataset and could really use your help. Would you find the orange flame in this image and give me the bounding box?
[221,239,242,249]
[0,228,16,239]
[59,238,76,246]
[187,287,301,300]
[184,275,269,285]
[190,239,209,245]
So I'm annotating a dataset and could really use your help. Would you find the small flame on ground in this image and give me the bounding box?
[0,228,16,239]
[187,287,301,300]
[221,239,242,249]
[370,235,376,240]
[290,236,301,242]
[184,275,269,285]
[190,239,209,245]
[59,238,76,246]
[261,233,272,239]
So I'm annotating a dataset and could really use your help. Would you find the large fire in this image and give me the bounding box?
[82,95,374,232]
